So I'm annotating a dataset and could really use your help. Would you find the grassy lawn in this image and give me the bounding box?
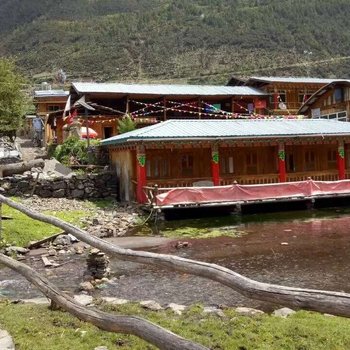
[0,301,349,350]
[0,198,115,247]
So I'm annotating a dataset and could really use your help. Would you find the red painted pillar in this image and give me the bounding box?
[278,142,287,182]
[136,147,147,203]
[211,145,220,186]
[337,141,345,180]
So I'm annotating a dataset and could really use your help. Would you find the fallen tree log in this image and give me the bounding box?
[1,194,350,317]
[0,159,45,177]
[0,253,208,350]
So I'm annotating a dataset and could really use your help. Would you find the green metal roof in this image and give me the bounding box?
[101,119,350,146]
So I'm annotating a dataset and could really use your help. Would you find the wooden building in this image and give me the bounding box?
[228,76,339,116]
[101,119,350,203]
[33,89,69,143]
[44,82,269,144]
[299,80,350,122]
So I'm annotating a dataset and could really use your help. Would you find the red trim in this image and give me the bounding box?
[136,153,147,203]
[278,143,286,182]
[211,160,220,186]
[337,151,345,180]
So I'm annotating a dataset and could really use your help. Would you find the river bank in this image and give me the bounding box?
[1,205,350,311]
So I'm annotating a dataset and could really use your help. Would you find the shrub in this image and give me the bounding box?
[53,137,100,165]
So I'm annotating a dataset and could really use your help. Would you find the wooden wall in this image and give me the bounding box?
[110,149,135,201]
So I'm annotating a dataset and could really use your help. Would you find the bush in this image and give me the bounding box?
[53,137,100,165]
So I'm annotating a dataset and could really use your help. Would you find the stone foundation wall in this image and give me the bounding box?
[0,172,118,199]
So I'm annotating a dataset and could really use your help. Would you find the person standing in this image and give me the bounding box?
[32,115,44,147]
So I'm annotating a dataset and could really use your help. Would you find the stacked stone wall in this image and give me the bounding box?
[0,172,118,199]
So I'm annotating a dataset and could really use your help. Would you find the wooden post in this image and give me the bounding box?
[274,89,279,110]
[198,98,202,119]
[136,146,147,203]
[163,97,167,121]
[126,95,130,115]
[211,144,220,186]
[337,140,346,180]
[278,142,287,182]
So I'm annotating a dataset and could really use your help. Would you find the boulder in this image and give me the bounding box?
[166,303,186,315]
[0,329,15,350]
[235,307,265,316]
[74,294,93,306]
[272,307,296,318]
[140,300,163,311]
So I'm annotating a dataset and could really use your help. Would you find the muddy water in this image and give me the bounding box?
[1,208,350,310]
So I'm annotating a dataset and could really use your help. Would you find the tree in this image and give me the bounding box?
[117,114,136,134]
[0,59,28,138]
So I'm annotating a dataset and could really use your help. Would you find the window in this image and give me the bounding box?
[320,111,347,121]
[146,157,170,178]
[304,150,316,171]
[334,88,344,103]
[278,90,286,103]
[220,155,234,174]
[286,153,295,172]
[47,105,60,112]
[298,91,314,104]
[327,149,337,169]
[246,151,258,174]
[181,154,194,177]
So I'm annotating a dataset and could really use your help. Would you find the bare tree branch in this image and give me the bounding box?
[0,253,208,350]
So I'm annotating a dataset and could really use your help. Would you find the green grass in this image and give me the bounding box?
[0,198,119,247]
[0,205,87,247]
[0,301,350,350]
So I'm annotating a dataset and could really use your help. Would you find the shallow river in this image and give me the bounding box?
[1,207,350,310]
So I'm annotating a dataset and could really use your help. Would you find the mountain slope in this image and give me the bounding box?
[1,0,350,83]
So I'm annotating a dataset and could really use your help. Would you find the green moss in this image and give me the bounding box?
[0,301,350,350]
[161,226,246,239]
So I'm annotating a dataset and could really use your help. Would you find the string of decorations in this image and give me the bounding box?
[72,98,305,126]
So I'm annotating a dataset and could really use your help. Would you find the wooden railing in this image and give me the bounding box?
[287,171,339,182]
[220,174,279,185]
[146,177,213,188]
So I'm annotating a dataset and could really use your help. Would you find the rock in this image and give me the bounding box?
[0,329,15,350]
[47,249,57,256]
[203,306,225,318]
[166,303,186,315]
[140,300,163,311]
[53,189,66,198]
[235,307,265,316]
[53,234,71,246]
[75,246,84,254]
[101,297,128,305]
[272,307,296,318]
[22,297,50,305]
[175,241,191,249]
[71,189,85,198]
[5,246,29,255]
[74,294,93,306]
[79,281,94,292]
[42,256,54,267]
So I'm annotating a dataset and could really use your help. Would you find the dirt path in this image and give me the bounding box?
[17,136,46,162]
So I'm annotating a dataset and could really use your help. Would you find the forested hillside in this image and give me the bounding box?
[0,0,349,84]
